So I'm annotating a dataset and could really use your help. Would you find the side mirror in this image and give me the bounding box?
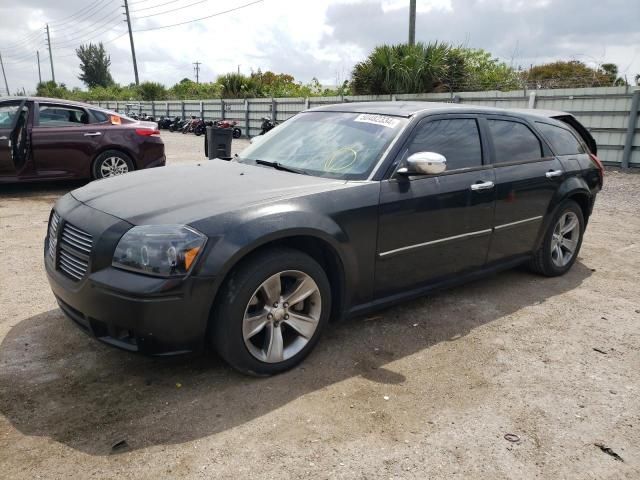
[398,152,447,175]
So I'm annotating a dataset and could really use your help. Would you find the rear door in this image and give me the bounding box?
[30,102,105,179]
[374,115,496,297]
[483,115,563,262]
[535,120,593,178]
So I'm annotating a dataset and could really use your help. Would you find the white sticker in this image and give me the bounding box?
[354,113,400,129]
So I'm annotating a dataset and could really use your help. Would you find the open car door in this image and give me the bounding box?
[10,99,30,171]
[0,99,29,177]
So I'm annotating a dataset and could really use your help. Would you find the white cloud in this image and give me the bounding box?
[0,0,638,95]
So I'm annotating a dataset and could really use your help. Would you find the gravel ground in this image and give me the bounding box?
[0,132,639,479]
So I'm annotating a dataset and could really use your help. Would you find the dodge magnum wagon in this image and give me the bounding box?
[45,102,603,375]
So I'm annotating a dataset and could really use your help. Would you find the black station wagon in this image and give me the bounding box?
[45,102,603,375]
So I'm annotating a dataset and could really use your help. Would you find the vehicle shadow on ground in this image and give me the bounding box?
[0,262,592,455]
[0,181,85,201]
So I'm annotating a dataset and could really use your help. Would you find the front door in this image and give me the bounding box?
[374,116,496,297]
[0,100,31,178]
[482,116,564,262]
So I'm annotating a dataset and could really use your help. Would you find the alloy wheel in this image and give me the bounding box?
[242,270,322,363]
[550,211,580,268]
[100,156,129,178]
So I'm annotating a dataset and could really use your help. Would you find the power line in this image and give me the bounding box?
[131,0,186,13]
[133,0,263,32]
[49,0,114,27]
[50,11,124,49]
[132,0,210,20]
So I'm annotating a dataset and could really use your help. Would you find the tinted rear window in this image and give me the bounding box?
[408,118,482,170]
[487,119,543,164]
[536,122,586,155]
[91,109,109,123]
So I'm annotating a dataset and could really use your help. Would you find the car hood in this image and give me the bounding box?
[71,160,348,225]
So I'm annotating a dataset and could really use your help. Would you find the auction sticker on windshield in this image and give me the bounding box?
[354,113,400,129]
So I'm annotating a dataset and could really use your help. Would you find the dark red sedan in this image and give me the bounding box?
[0,97,165,183]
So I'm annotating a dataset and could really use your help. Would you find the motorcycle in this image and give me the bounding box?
[192,119,211,136]
[158,116,177,130]
[213,119,242,139]
[259,116,277,135]
[169,117,187,132]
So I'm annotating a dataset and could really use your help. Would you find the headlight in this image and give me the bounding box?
[112,225,206,277]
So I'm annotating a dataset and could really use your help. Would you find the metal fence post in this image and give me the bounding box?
[304,97,310,110]
[181,101,185,119]
[115,101,119,112]
[200,101,204,120]
[166,102,169,117]
[221,100,225,120]
[151,101,156,118]
[528,92,537,109]
[271,98,277,121]
[621,89,640,169]
[245,99,250,138]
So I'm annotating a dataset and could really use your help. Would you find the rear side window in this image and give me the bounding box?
[90,109,109,123]
[536,122,586,155]
[38,105,89,127]
[487,119,542,163]
[408,118,482,170]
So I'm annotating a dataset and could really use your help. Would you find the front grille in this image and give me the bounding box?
[47,211,60,260]
[57,221,93,281]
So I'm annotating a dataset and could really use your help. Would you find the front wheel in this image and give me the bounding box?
[529,199,584,276]
[92,150,134,180]
[212,248,331,376]
[232,127,241,138]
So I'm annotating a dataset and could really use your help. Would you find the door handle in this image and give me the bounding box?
[83,132,102,137]
[545,170,563,178]
[470,181,495,191]
[0,136,7,140]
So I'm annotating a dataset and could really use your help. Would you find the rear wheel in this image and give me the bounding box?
[233,127,241,138]
[529,200,584,276]
[212,248,331,376]
[92,150,134,180]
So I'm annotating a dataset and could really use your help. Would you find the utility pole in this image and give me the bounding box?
[408,0,416,45]
[123,0,139,85]
[46,24,55,83]
[37,51,42,84]
[193,61,201,84]
[0,52,9,95]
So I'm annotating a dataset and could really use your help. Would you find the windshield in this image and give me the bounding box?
[238,111,407,180]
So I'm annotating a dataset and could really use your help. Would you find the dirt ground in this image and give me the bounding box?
[0,132,639,479]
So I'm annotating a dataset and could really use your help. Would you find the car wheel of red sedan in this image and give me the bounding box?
[92,150,134,180]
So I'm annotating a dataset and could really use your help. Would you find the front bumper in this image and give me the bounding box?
[45,196,214,355]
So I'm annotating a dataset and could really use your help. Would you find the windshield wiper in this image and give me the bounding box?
[254,159,308,175]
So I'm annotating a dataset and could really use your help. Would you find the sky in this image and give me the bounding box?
[0,0,639,94]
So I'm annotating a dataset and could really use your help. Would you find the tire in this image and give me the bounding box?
[529,199,584,276]
[211,248,331,376]
[92,150,134,180]
[232,127,241,139]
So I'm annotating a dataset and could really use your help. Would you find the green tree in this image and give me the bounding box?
[76,42,114,88]
[351,42,510,95]
[137,81,168,100]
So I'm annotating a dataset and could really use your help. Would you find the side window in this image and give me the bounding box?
[38,105,89,127]
[535,122,586,155]
[407,118,482,170]
[90,109,109,123]
[0,102,21,128]
[487,119,543,163]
